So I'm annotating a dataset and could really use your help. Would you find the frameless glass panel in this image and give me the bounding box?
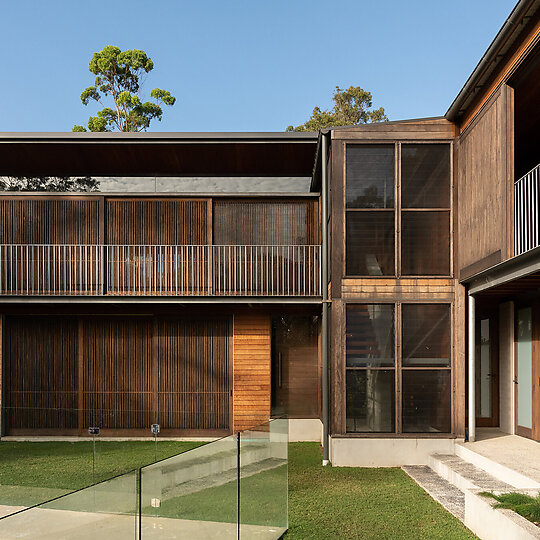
[517,307,533,429]
[346,145,394,208]
[346,211,395,276]
[140,434,238,540]
[346,305,394,367]
[0,469,137,539]
[346,370,395,433]
[239,418,288,539]
[402,370,451,433]
[477,319,492,418]
[402,304,450,367]
[401,144,450,208]
[401,210,450,275]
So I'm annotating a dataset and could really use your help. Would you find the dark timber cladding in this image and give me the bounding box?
[3,316,232,436]
[0,132,318,177]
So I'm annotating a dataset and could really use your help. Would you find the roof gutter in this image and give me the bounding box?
[445,0,534,122]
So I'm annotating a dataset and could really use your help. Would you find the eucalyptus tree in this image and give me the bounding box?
[287,86,387,131]
[73,45,176,132]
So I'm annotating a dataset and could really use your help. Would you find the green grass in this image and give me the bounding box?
[481,492,540,524]
[286,443,475,539]
[0,440,476,538]
[0,440,204,506]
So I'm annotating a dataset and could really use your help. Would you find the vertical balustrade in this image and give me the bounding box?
[515,164,540,256]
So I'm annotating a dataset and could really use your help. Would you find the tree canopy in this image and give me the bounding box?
[0,176,98,192]
[286,86,388,132]
[73,46,176,132]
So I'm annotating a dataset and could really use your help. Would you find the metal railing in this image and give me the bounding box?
[0,244,321,297]
[515,163,540,256]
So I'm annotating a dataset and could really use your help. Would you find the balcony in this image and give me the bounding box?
[0,244,321,297]
[514,163,540,256]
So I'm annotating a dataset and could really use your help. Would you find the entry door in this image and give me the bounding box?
[516,307,534,439]
[475,316,499,427]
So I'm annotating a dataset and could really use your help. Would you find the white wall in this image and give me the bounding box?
[329,437,456,467]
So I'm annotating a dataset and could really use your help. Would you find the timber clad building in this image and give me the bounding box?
[0,0,538,465]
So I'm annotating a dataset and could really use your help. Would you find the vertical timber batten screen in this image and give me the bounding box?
[2,316,232,436]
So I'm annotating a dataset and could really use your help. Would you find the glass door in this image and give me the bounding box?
[475,316,499,427]
[516,307,533,438]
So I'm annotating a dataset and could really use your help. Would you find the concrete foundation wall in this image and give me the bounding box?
[288,419,322,442]
[499,301,515,435]
[329,437,456,467]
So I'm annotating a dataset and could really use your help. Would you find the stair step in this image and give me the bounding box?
[403,465,465,520]
[429,454,513,492]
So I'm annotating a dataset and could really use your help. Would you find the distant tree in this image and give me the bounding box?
[0,176,98,192]
[286,86,388,132]
[73,45,176,132]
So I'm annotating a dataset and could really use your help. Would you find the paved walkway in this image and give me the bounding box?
[0,507,286,539]
[457,428,540,484]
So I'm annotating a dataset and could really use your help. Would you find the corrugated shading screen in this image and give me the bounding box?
[106,199,209,244]
[213,200,317,245]
[4,317,78,432]
[0,199,100,244]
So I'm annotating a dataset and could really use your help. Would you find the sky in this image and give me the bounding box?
[0,0,518,133]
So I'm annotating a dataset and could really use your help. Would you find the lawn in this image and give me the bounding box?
[0,440,476,539]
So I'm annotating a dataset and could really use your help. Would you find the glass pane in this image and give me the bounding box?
[402,304,450,367]
[346,370,395,433]
[401,211,450,275]
[402,370,451,433]
[140,434,238,539]
[517,307,533,429]
[477,318,492,418]
[401,144,450,208]
[346,145,394,208]
[346,305,394,367]
[0,470,137,539]
[239,418,288,539]
[346,211,395,276]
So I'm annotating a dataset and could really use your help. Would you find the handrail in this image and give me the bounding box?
[0,244,321,297]
[514,164,540,256]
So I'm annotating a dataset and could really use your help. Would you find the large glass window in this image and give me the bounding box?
[346,145,394,208]
[345,303,452,434]
[346,212,394,275]
[345,143,451,277]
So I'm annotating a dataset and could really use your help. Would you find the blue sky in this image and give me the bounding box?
[0,0,517,132]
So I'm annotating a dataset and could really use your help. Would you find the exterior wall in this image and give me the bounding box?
[499,301,516,434]
[457,86,514,277]
[288,419,322,442]
[233,313,271,432]
[329,436,456,467]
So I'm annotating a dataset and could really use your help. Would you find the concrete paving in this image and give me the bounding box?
[403,465,465,520]
[456,429,540,486]
[0,507,286,539]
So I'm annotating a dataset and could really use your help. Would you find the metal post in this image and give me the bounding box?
[321,133,330,465]
[468,292,476,443]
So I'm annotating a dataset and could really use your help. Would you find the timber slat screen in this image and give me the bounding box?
[0,197,321,297]
[3,316,232,436]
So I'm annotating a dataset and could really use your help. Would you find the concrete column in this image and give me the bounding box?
[468,294,476,442]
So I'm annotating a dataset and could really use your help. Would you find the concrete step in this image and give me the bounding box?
[402,465,465,521]
[455,441,540,489]
[428,453,513,493]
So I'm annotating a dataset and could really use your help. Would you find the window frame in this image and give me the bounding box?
[344,300,454,436]
[343,140,454,279]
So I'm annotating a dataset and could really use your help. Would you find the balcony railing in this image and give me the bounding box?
[515,163,540,256]
[0,244,321,297]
